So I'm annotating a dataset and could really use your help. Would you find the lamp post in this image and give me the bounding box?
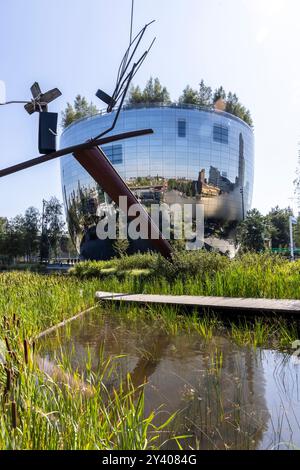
[289,216,297,261]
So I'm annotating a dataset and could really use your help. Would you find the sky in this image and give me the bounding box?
[0,0,300,218]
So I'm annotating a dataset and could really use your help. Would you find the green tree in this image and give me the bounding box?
[0,218,8,262]
[198,79,212,106]
[127,84,144,105]
[2,215,26,261]
[178,85,199,105]
[237,209,267,252]
[213,86,227,103]
[143,77,170,103]
[127,77,171,105]
[225,92,239,114]
[23,207,40,261]
[112,213,130,258]
[43,197,65,259]
[61,95,99,128]
[267,206,293,248]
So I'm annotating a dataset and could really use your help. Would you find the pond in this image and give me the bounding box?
[39,308,300,450]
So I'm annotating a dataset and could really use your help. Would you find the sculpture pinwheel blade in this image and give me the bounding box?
[24,84,62,114]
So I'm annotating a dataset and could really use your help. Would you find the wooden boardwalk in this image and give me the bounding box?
[95,291,300,315]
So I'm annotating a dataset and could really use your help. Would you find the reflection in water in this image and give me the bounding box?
[39,309,300,450]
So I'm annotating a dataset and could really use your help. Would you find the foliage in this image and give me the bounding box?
[178,79,253,127]
[267,206,293,248]
[23,207,40,260]
[0,199,71,263]
[0,273,173,450]
[61,95,99,128]
[178,85,199,105]
[43,197,65,259]
[112,218,130,258]
[127,77,171,105]
[198,79,213,106]
[0,262,298,449]
[69,250,300,301]
[112,238,130,258]
[236,209,268,252]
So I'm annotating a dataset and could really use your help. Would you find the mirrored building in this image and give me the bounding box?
[60,104,254,259]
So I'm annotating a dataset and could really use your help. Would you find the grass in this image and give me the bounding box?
[0,251,299,449]
[69,251,300,300]
[99,301,299,350]
[0,272,177,450]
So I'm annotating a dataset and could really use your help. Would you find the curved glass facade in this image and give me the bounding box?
[60,105,254,259]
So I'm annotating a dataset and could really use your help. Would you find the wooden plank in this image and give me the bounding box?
[95,291,300,314]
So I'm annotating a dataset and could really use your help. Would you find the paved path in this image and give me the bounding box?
[95,291,300,315]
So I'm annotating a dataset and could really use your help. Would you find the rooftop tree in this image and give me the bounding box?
[178,85,199,105]
[61,95,99,128]
[127,77,171,105]
[198,80,212,106]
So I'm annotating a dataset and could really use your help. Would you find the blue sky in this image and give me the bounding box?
[0,0,299,218]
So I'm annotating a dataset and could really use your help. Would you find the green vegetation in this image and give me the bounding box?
[109,301,298,350]
[0,250,299,449]
[128,77,253,127]
[237,206,297,253]
[69,251,300,301]
[61,95,99,129]
[267,206,294,248]
[0,272,176,449]
[237,209,267,252]
[0,197,72,264]
[128,77,171,106]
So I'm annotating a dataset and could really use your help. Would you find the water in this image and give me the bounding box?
[39,308,300,450]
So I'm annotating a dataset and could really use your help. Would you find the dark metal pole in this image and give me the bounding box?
[0,129,153,179]
[73,146,173,260]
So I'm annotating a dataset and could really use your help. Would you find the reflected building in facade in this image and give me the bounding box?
[60,104,254,259]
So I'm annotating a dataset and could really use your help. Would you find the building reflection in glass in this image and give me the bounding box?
[60,104,254,259]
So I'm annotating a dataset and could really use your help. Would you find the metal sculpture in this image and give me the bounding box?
[0,10,173,259]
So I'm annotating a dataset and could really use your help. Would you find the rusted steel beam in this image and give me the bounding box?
[73,146,173,260]
[0,129,153,178]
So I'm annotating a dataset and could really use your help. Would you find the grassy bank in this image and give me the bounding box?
[0,272,176,450]
[0,251,299,449]
[70,251,300,299]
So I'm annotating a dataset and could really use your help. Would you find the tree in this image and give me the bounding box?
[61,95,99,128]
[23,207,40,261]
[213,86,227,103]
[178,85,199,105]
[43,197,65,259]
[112,215,129,258]
[112,238,130,258]
[225,92,239,114]
[267,206,293,248]
[2,215,26,261]
[236,209,267,252]
[127,85,144,105]
[127,77,171,105]
[198,80,212,106]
